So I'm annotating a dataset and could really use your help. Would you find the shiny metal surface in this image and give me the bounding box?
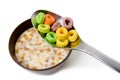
[31,10,120,73]
[77,40,120,73]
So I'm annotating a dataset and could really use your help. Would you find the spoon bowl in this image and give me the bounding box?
[31,10,120,73]
[31,10,81,48]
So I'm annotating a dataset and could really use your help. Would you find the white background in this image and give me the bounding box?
[0,0,120,80]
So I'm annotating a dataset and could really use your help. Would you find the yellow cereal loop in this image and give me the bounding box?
[56,39,69,47]
[56,27,68,40]
[68,30,78,42]
[70,37,80,48]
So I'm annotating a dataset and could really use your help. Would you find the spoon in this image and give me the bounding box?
[31,10,120,73]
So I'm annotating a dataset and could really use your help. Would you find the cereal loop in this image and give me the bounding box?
[70,37,80,48]
[51,21,60,31]
[63,17,73,29]
[68,30,78,42]
[56,27,68,40]
[46,32,57,43]
[44,14,56,25]
[36,12,45,24]
[38,24,50,33]
[56,39,69,47]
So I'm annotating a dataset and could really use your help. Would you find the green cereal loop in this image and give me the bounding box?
[36,12,45,24]
[38,24,50,33]
[46,32,57,43]
[32,17,38,28]
[44,37,56,45]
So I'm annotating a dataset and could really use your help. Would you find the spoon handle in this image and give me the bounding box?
[76,41,120,73]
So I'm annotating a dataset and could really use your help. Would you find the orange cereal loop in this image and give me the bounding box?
[44,14,55,25]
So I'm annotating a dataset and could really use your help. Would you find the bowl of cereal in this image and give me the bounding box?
[9,19,72,73]
[9,9,120,74]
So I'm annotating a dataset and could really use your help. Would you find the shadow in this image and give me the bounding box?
[28,64,62,76]
[60,50,83,70]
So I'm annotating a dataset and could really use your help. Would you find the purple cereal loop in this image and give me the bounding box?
[63,17,73,29]
[51,21,61,31]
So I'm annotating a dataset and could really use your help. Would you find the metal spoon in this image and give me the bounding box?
[31,10,120,73]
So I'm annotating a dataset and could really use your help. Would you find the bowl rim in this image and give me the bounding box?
[8,19,72,71]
